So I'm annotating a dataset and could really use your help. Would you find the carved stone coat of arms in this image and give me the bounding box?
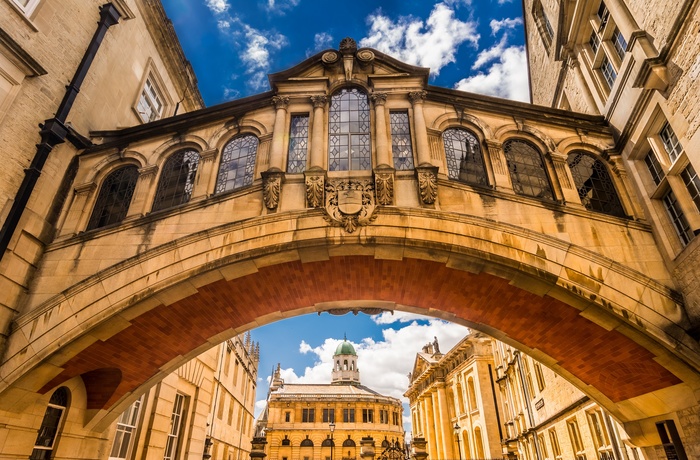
[324,179,377,232]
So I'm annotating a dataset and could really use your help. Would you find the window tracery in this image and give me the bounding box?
[503,139,554,200]
[567,151,624,217]
[152,150,200,212]
[87,165,139,230]
[443,128,487,185]
[216,135,258,193]
[328,88,371,171]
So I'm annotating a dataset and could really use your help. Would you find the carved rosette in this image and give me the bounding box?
[415,165,439,205]
[261,170,284,210]
[321,51,339,65]
[374,170,394,206]
[304,173,325,208]
[339,37,358,54]
[324,179,378,233]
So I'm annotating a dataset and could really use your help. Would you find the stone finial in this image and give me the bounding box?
[339,37,358,54]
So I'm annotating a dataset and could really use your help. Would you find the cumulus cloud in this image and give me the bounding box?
[359,3,479,76]
[314,32,334,50]
[454,45,530,102]
[490,17,523,35]
[264,0,301,15]
[372,311,431,325]
[205,0,229,14]
[281,319,469,401]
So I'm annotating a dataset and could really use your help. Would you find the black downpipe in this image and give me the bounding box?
[488,364,504,441]
[0,3,121,260]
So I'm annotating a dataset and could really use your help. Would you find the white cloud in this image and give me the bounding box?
[472,35,508,70]
[240,24,288,91]
[314,32,334,50]
[205,0,229,14]
[490,17,522,35]
[454,45,530,102]
[284,319,469,402]
[264,0,300,14]
[372,311,431,325]
[359,3,479,76]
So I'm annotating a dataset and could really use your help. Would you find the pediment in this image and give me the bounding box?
[268,37,429,90]
[409,353,433,383]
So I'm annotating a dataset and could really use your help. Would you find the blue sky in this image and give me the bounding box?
[250,312,470,431]
[158,0,527,432]
[161,0,528,106]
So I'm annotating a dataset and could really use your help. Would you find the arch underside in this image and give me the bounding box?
[3,208,699,425]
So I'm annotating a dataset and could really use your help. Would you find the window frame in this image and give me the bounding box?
[502,139,555,201]
[287,114,310,173]
[87,165,140,231]
[151,149,200,213]
[389,110,415,170]
[109,395,144,460]
[30,387,69,460]
[133,60,172,124]
[328,87,372,171]
[9,0,41,16]
[163,392,187,460]
[215,134,259,194]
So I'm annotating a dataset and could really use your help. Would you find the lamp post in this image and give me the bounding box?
[329,421,336,460]
[453,423,462,460]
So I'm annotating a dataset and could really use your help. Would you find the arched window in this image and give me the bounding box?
[300,438,314,447]
[87,165,139,230]
[216,135,258,193]
[30,387,69,460]
[567,151,625,217]
[443,128,488,185]
[281,436,291,446]
[344,360,348,370]
[152,149,200,212]
[328,88,371,171]
[474,427,485,459]
[382,439,390,448]
[343,437,356,447]
[322,438,334,447]
[503,139,554,200]
[467,377,477,411]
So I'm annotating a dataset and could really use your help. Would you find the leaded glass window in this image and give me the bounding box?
[215,135,258,193]
[390,111,414,170]
[287,115,309,173]
[30,387,69,460]
[152,150,200,212]
[644,152,665,186]
[503,140,554,200]
[681,163,700,212]
[663,189,694,246]
[87,165,139,231]
[589,31,601,54]
[567,152,625,217]
[443,128,488,185]
[612,27,627,59]
[601,56,617,88]
[328,88,371,171]
[660,122,682,163]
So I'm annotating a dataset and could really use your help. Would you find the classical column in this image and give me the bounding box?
[309,95,327,169]
[426,392,439,460]
[264,95,289,211]
[549,149,582,205]
[192,148,218,200]
[436,384,452,460]
[408,91,432,166]
[269,95,290,171]
[372,92,390,167]
[127,164,159,218]
[58,182,96,237]
[371,92,395,206]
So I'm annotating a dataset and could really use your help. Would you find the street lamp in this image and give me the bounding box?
[453,423,462,460]
[329,421,336,460]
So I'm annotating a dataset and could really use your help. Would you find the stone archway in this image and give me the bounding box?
[2,208,699,440]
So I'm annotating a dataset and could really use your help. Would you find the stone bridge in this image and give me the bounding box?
[1,42,700,452]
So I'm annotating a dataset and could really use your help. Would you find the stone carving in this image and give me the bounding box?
[321,51,339,64]
[416,166,438,205]
[339,37,357,54]
[310,95,327,108]
[305,174,325,208]
[261,170,284,210]
[271,95,289,110]
[408,90,427,105]
[374,171,394,206]
[324,179,378,232]
[356,49,375,63]
[370,92,387,105]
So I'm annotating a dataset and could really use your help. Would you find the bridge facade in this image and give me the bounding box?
[1,39,699,457]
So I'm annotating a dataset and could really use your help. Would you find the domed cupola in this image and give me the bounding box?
[331,337,360,385]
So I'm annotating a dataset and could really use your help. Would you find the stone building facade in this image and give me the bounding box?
[0,14,699,460]
[523,0,700,456]
[101,333,258,460]
[405,333,503,460]
[256,339,405,460]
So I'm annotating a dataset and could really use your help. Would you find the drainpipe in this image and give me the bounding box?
[0,3,121,260]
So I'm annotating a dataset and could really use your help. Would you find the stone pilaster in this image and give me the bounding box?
[192,148,218,200]
[269,95,290,171]
[309,95,327,169]
[127,164,159,218]
[484,140,512,192]
[60,182,96,236]
[372,92,390,168]
[409,91,433,167]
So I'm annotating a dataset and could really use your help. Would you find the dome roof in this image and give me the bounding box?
[334,340,357,356]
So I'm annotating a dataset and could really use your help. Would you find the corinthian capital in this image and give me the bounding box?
[371,92,388,106]
[272,95,290,110]
[310,95,327,108]
[408,91,427,105]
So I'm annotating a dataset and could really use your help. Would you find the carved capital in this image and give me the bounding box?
[371,92,388,106]
[261,169,285,210]
[138,164,159,180]
[304,172,325,208]
[74,182,97,196]
[310,95,328,108]
[408,90,427,105]
[415,165,439,205]
[200,148,218,163]
[272,95,290,110]
[374,168,394,206]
